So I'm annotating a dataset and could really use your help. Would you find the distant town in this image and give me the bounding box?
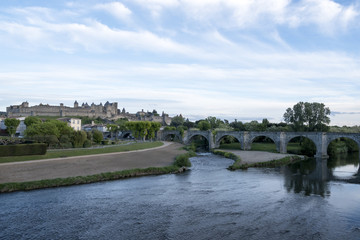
[0,101,172,137]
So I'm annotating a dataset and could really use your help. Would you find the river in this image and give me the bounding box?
[1,153,360,240]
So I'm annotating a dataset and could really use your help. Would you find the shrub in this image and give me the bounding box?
[174,152,196,167]
[83,139,92,148]
[0,143,47,157]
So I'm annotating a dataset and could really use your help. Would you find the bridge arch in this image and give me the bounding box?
[284,133,321,157]
[248,132,281,153]
[215,131,242,149]
[185,131,212,150]
[162,131,183,142]
[325,134,360,156]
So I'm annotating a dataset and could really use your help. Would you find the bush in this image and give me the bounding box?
[0,143,47,157]
[174,152,196,167]
[83,139,92,148]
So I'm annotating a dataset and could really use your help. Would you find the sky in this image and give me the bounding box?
[0,0,360,126]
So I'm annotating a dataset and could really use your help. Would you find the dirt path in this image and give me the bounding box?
[220,149,296,164]
[0,142,186,184]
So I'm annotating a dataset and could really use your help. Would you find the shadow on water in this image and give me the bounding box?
[282,152,360,197]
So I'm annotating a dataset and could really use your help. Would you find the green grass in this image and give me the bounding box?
[0,141,163,164]
[235,156,305,170]
[0,165,181,193]
[211,149,242,170]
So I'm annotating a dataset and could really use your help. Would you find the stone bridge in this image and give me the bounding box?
[158,130,360,159]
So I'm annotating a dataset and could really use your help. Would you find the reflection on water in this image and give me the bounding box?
[282,152,360,197]
[0,152,360,240]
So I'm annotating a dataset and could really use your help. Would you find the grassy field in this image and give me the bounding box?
[219,142,302,153]
[0,141,163,164]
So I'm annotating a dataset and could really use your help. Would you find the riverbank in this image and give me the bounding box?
[0,142,186,185]
[215,149,304,169]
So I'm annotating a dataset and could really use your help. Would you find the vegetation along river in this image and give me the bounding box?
[1,153,360,240]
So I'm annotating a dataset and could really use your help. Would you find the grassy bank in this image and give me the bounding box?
[211,150,242,170]
[0,144,196,193]
[0,165,182,193]
[0,141,163,164]
[235,156,305,170]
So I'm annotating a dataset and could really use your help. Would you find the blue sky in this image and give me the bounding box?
[0,0,360,126]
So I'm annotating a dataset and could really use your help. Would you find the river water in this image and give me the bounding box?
[1,153,360,240]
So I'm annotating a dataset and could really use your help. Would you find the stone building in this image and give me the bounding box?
[7,101,118,118]
[6,101,172,125]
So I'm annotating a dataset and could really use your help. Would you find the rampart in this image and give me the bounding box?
[6,101,172,125]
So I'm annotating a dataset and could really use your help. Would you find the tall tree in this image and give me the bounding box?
[24,116,41,127]
[170,114,185,127]
[4,118,20,137]
[283,102,330,132]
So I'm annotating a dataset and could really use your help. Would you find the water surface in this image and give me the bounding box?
[1,153,360,240]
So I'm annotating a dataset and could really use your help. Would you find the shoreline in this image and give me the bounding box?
[0,142,186,185]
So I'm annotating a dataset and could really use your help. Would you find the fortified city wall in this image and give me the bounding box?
[6,101,172,125]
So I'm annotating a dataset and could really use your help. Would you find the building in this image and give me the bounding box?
[7,101,118,118]
[58,118,82,131]
[6,101,173,125]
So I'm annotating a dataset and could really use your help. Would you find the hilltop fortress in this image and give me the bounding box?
[6,101,172,125]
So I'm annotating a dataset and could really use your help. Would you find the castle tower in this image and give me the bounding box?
[74,100,79,108]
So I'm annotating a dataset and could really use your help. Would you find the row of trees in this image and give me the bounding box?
[168,101,333,133]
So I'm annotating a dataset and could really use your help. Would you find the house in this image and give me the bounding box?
[57,118,82,131]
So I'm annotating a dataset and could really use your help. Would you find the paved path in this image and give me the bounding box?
[220,149,296,164]
[0,142,186,184]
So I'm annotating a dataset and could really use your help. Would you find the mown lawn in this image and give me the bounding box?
[0,141,163,164]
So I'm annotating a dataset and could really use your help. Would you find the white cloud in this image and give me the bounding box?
[288,0,359,34]
[94,2,132,21]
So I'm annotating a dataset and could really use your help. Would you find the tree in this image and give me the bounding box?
[107,124,119,140]
[205,116,223,129]
[170,114,185,127]
[4,118,20,137]
[24,116,41,127]
[92,129,103,144]
[197,120,211,131]
[72,130,87,148]
[283,102,330,132]
[230,120,245,131]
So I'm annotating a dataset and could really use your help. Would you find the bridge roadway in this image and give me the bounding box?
[158,130,360,159]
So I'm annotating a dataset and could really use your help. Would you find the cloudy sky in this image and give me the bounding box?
[0,0,359,126]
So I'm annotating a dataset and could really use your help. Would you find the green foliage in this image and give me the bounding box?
[107,124,119,139]
[283,102,330,132]
[125,121,160,140]
[115,118,129,131]
[197,120,211,131]
[327,138,359,156]
[0,143,47,157]
[230,120,245,131]
[300,138,316,156]
[170,114,185,127]
[183,118,195,129]
[24,116,42,127]
[83,139,92,148]
[237,156,304,170]
[174,152,196,167]
[164,126,176,131]
[92,129,103,144]
[71,130,87,148]
[4,118,20,137]
[25,120,75,148]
